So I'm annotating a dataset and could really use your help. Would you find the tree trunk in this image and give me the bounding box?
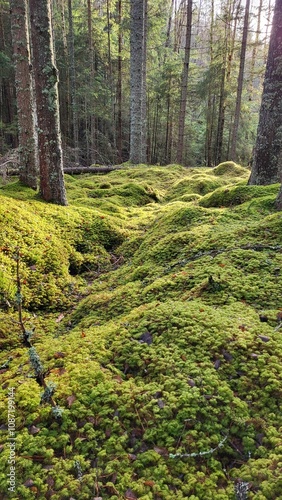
[276,183,282,209]
[29,0,67,205]
[116,0,123,163]
[205,0,214,167]
[176,0,192,165]
[230,0,251,160]
[68,0,79,164]
[10,0,37,188]
[249,0,263,95]
[215,0,239,165]
[249,0,282,185]
[141,0,147,163]
[129,0,147,164]
[1,4,18,151]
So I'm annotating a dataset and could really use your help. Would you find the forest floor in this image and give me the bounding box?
[0,162,282,500]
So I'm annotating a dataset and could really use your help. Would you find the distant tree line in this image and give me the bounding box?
[1,0,274,168]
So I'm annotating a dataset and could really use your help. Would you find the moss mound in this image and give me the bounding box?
[213,161,250,177]
[199,183,280,208]
[1,164,282,499]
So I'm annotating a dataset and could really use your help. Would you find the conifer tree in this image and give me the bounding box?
[10,0,37,189]
[129,0,147,164]
[249,0,282,185]
[29,0,67,205]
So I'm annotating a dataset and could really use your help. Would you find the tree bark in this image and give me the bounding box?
[249,0,282,185]
[68,0,79,164]
[205,0,214,167]
[276,183,282,209]
[230,0,251,160]
[10,0,37,188]
[176,0,193,165]
[29,0,67,205]
[116,0,123,163]
[129,0,147,164]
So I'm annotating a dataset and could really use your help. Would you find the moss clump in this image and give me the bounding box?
[166,175,225,200]
[213,161,250,177]
[199,183,280,208]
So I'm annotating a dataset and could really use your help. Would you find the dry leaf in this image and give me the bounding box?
[67,395,76,407]
[55,313,65,323]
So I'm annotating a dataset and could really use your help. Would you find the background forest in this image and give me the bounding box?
[0,0,275,168]
[1,1,282,499]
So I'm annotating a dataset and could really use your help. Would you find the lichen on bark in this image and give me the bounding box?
[29,0,67,205]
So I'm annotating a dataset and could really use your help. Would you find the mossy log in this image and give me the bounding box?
[1,165,124,177]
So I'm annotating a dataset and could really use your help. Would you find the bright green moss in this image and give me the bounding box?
[212,161,249,177]
[166,175,225,200]
[0,164,282,498]
[199,183,280,208]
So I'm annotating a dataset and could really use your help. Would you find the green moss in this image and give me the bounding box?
[166,175,225,200]
[213,161,250,177]
[199,183,280,208]
[0,164,282,498]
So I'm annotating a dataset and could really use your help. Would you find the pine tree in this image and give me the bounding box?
[129,0,147,164]
[29,0,67,205]
[249,0,282,185]
[176,0,192,164]
[10,0,37,188]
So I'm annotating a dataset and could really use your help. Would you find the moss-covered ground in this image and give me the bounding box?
[0,162,282,499]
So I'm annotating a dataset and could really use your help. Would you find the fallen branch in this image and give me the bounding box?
[64,165,124,174]
[0,165,125,177]
[169,435,228,459]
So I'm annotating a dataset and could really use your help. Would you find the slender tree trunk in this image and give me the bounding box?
[205,0,214,167]
[249,0,263,95]
[87,0,97,164]
[230,0,251,160]
[176,0,192,165]
[141,0,147,163]
[215,0,240,164]
[129,0,147,164]
[56,0,70,142]
[10,0,37,188]
[116,0,123,162]
[215,59,226,165]
[68,0,79,164]
[29,0,67,205]
[249,0,282,185]
[1,5,17,150]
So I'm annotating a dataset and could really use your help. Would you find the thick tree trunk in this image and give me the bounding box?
[29,0,67,205]
[10,0,37,189]
[249,0,282,185]
[129,0,147,164]
[230,0,250,160]
[176,0,192,165]
[276,184,282,209]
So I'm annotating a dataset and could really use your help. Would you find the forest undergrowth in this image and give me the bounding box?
[0,162,282,500]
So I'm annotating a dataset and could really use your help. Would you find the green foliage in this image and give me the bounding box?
[0,164,282,498]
